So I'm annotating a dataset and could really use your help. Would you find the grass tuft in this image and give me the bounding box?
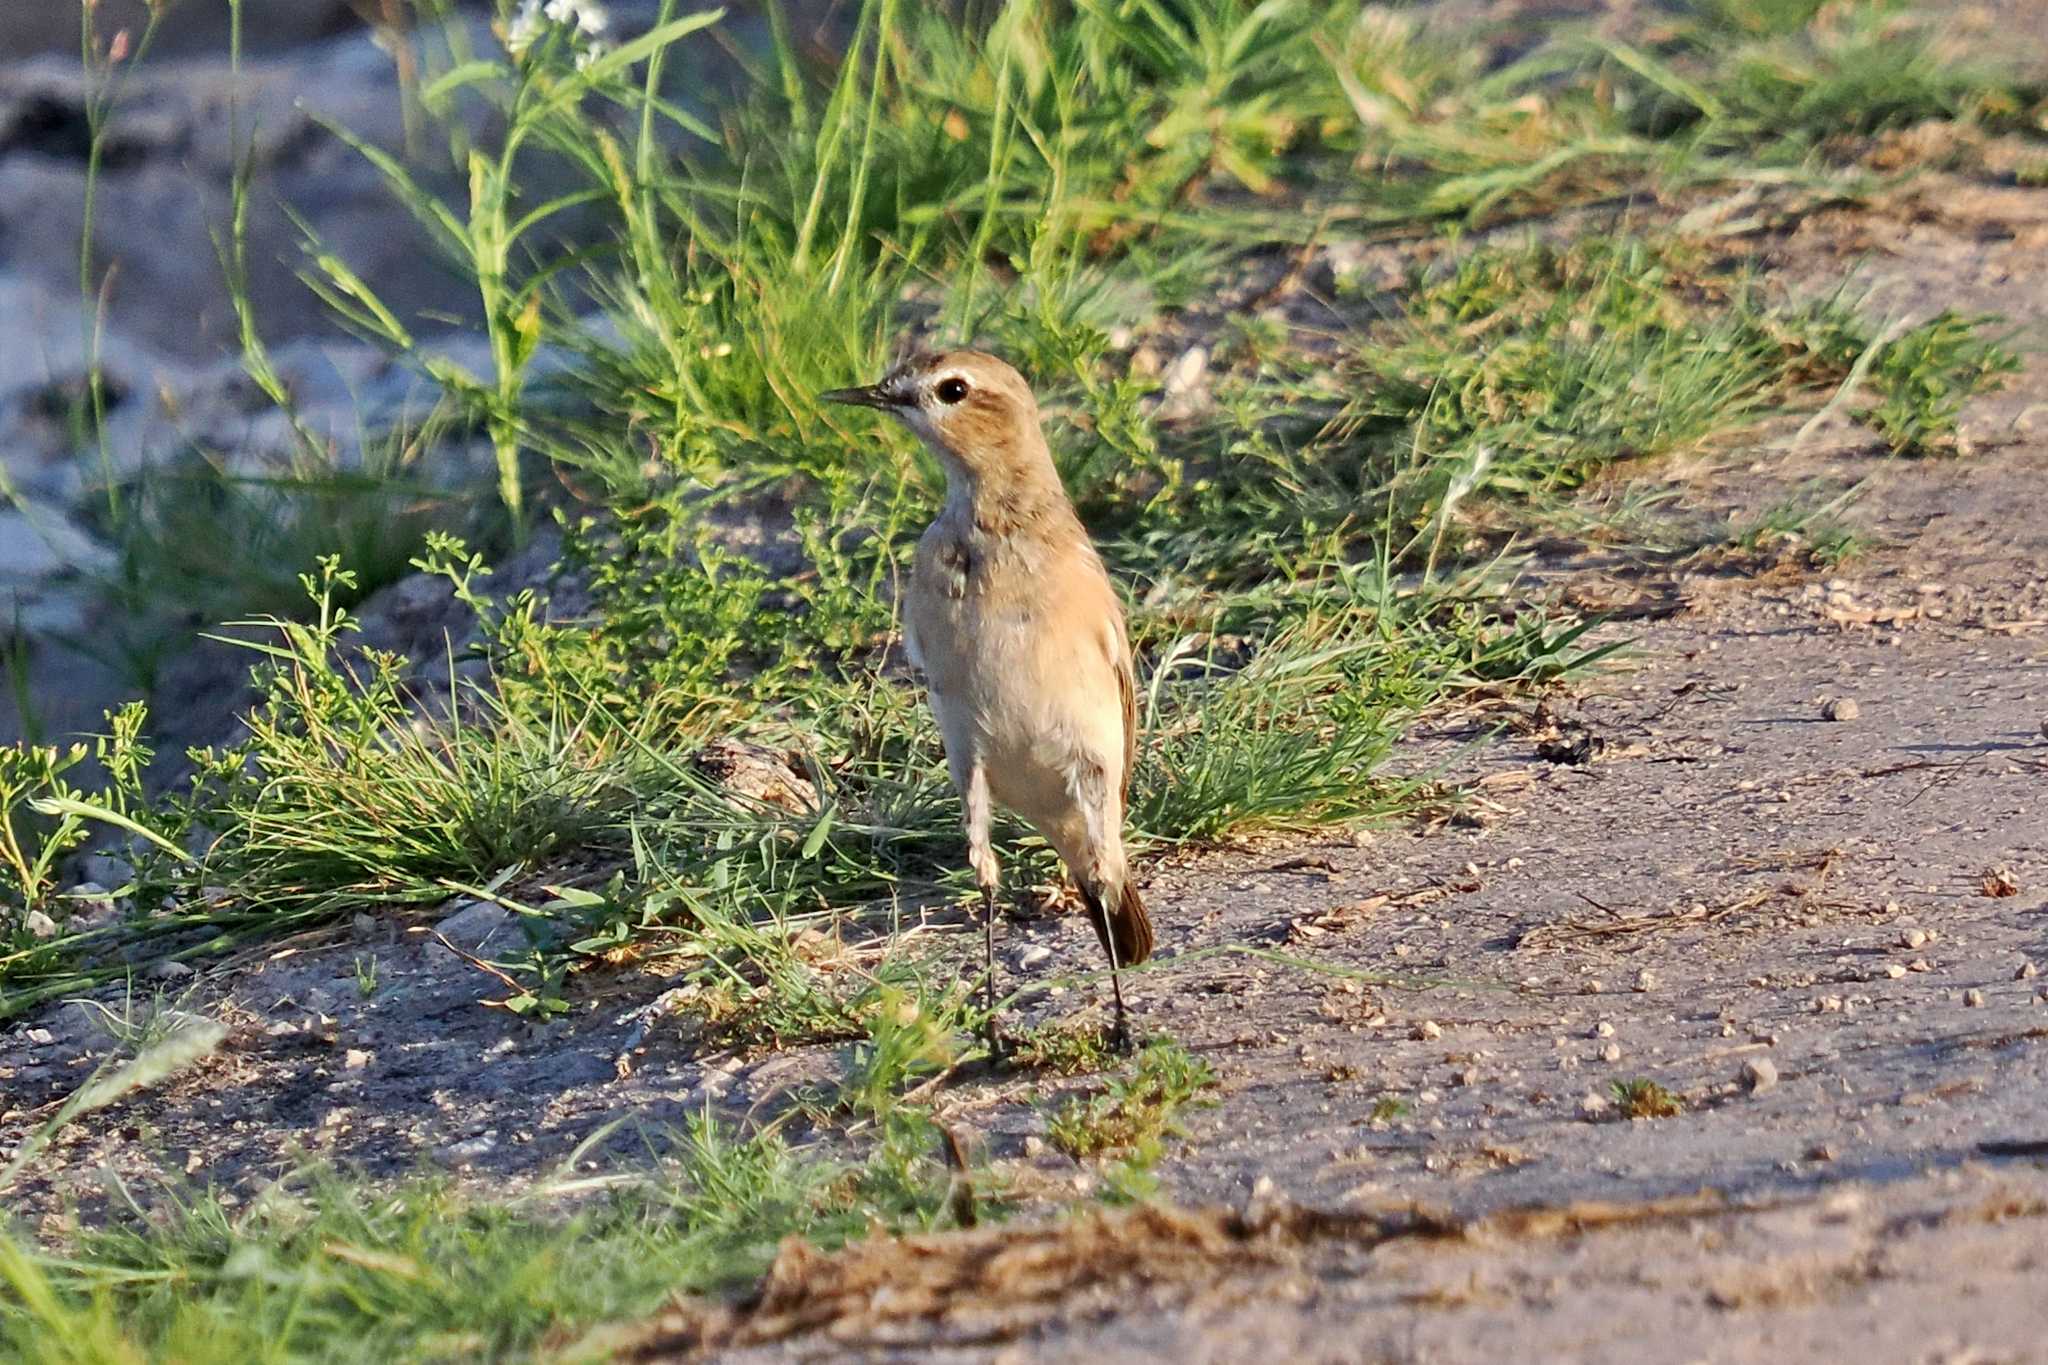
[1044,1039,1218,1162]
[1610,1077,1684,1120]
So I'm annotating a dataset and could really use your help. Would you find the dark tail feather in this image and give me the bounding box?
[1083,879,1154,968]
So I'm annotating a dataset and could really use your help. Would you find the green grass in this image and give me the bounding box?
[0,1111,967,1365]
[1044,1039,1219,1163]
[1610,1077,1684,1120]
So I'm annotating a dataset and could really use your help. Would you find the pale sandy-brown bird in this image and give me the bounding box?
[823,349,1153,1048]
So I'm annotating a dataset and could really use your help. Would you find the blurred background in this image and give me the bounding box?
[0,0,770,750]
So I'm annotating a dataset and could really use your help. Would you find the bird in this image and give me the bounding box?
[822,349,1153,1051]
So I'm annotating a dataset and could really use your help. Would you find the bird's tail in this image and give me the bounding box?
[1082,878,1153,968]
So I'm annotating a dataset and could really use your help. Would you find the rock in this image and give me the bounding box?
[21,909,58,939]
[1741,1057,1779,1093]
[2019,962,2039,981]
[1411,1019,1442,1041]
[343,1048,373,1070]
[1577,1092,1611,1120]
[0,505,110,581]
[693,738,820,816]
[1821,697,1859,722]
[1900,928,1929,949]
[1164,346,1209,397]
[1022,1135,1047,1159]
[1598,1043,1621,1063]
[1014,944,1053,970]
[1964,988,1986,1008]
[1633,969,1659,993]
[432,900,512,954]
[147,960,194,981]
[81,854,133,888]
[436,1132,499,1167]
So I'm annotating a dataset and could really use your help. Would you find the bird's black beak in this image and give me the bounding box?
[820,382,896,411]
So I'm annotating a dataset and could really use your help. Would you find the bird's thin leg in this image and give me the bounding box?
[963,764,1005,1059]
[1076,784,1136,1055]
[1096,894,1132,1054]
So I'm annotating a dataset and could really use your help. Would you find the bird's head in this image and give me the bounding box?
[821,349,1046,485]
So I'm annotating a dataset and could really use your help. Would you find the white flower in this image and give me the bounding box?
[505,0,611,56]
[506,0,547,55]
[545,0,611,36]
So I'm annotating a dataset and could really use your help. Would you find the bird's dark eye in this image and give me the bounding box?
[934,376,970,405]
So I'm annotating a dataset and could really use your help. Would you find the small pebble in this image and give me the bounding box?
[1821,697,1860,722]
[1633,969,1659,993]
[1900,928,1929,949]
[1022,1136,1047,1159]
[1014,945,1053,970]
[1814,995,1843,1013]
[22,910,58,939]
[1412,1020,1442,1041]
[1578,1093,1611,1120]
[1599,1043,1622,1063]
[2017,961,2040,981]
[1593,1021,1616,1038]
[1742,1058,1779,1093]
[1883,963,1908,980]
[1964,988,1985,1008]
[344,1049,373,1070]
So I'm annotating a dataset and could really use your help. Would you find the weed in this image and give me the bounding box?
[1610,1078,1684,1119]
[1008,1021,1120,1077]
[1863,310,2021,455]
[1368,1094,1412,1124]
[829,983,968,1122]
[0,703,150,927]
[1733,490,1869,568]
[63,984,208,1059]
[1044,1039,1218,1162]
